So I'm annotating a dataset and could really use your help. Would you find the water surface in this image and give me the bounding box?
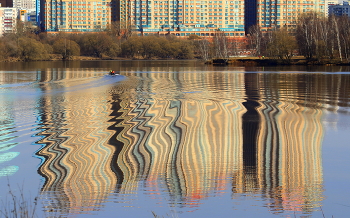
[0,60,350,217]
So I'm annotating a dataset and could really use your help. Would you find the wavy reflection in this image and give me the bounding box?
[34,69,119,216]
[0,98,19,177]
[32,70,350,216]
[113,72,326,213]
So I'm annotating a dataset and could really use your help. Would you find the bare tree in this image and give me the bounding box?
[228,38,242,57]
[247,25,263,56]
[332,15,343,61]
[213,30,229,58]
[296,13,318,60]
[337,16,350,61]
[196,38,211,61]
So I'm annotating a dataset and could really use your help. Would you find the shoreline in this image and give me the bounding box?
[3,55,350,66]
[208,56,350,66]
[0,55,191,63]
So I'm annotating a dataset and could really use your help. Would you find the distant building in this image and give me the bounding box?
[36,0,40,28]
[329,1,350,16]
[325,0,339,17]
[0,0,13,7]
[38,0,328,35]
[40,0,111,33]
[254,0,326,32]
[13,0,36,10]
[0,7,17,35]
[19,9,36,26]
[114,0,246,37]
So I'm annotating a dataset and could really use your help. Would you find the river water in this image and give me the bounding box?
[0,60,349,218]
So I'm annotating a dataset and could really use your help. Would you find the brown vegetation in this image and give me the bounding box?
[0,30,197,62]
[247,12,350,64]
[2,14,350,64]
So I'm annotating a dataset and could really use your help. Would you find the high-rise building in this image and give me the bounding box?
[255,0,325,32]
[0,0,13,7]
[39,0,326,35]
[245,0,257,33]
[40,0,111,33]
[116,0,246,37]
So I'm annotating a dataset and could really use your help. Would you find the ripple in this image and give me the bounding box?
[0,165,19,177]
[1,67,350,217]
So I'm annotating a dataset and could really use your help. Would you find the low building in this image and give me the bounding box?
[0,6,17,35]
[329,1,350,16]
[325,0,339,17]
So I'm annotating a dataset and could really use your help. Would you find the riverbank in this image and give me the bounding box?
[0,55,131,62]
[3,54,349,66]
[0,54,182,62]
[208,56,350,66]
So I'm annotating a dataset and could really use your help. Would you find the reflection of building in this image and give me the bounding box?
[243,73,324,213]
[114,72,326,212]
[33,69,340,215]
[115,72,246,205]
[0,115,19,177]
[34,69,118,215]
[256,97,324,212]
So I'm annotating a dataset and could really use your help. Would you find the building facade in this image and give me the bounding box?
[255,0,326,32]
[329,1,350,16]
[0,7,17,35]
[13,0,36,10]
[0,0,13,7]
[40,0,111,33]
[39,0,327,35]
[325,0,339,16]
[116,0,246,37]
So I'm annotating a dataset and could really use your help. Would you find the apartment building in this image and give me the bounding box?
[40,0,111,33]
[116,0,246,37]
[39,0,326,35]
[254,0,325,32]
[329,1,350,16]
[0,0,12,7]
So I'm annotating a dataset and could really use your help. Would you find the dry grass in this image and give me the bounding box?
[0,181,38,218]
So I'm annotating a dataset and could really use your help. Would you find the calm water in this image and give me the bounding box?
[0,60,350,218]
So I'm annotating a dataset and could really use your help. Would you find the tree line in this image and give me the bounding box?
[247,12,350,63]
[0,22,195,61]
[1,13,350,63]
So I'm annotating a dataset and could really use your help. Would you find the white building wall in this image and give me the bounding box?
[13,0,36,10]
[0,9,3,35]
[0,8,17,35]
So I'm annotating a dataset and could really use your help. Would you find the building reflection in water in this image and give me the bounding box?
[34,70,328,215]
[237,73,324,213]
[34,69,118,215]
